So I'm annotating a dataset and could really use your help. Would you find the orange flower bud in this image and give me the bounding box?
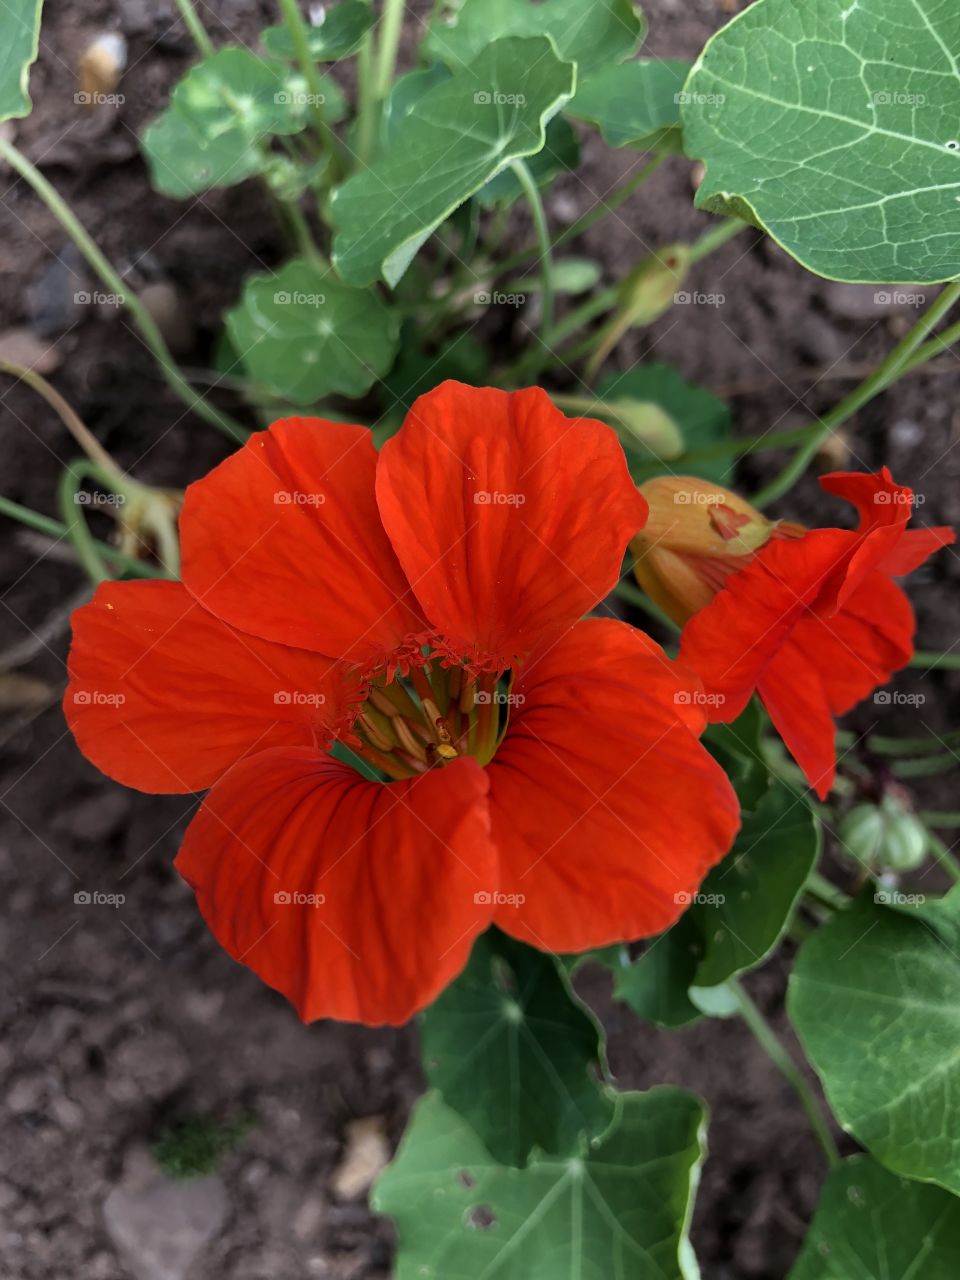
[631,476,803,625]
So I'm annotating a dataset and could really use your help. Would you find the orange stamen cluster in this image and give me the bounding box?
[349,653,510,780]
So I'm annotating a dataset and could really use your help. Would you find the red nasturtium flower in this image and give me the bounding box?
[633,469,954,799]
[65,383,740,1025]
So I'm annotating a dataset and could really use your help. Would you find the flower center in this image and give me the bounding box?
[348,655,514,781]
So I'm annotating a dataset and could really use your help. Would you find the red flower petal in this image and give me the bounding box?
[484,619,740,952]
[180,418,424,664]
[65,580,349,793]
[679,529,854,722]
[175,748,497,1025]
[376,382,648,666]
[758,573,916,798]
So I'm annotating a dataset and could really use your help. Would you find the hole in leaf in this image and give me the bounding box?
[465,1203,497,1230]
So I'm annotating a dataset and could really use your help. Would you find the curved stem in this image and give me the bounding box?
[173,0,215,56]
[60,463,113,584]
[728,977,840,1167]
[753,282,960,508]
[0,361,123,478]
[0,137,248,443]
[495,155,665,278]
[510,159,554,378]
[0,495,163,576]
[925,831,960,883]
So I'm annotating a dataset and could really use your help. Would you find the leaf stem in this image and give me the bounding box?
[925,831,960,883]
[752,282,960,508]
[375,0,406,100]
[728,977,840,1167]
[172,0,215,56]
[0,493,167,578]
[0,361,122,478]
[510,159,555,378]
[909,650,960,671]
[275,0,346,172]
[355,30,378,164]
[0,137,248,443]
[686,216,747,264]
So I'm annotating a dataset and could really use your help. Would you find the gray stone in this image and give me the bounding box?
[103,1150,227,1280]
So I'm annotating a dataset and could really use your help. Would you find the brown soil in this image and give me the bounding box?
[2,2,958,1278]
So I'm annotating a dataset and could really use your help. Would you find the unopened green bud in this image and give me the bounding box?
[839,796,927,873]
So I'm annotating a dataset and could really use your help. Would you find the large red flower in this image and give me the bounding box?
[678,468,954,798]
[65,382,739,1025]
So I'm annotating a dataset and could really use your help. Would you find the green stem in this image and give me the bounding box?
[355,30,377,164]
[60,463,114,584]
[909,649,960,671]
[920,811,960,828]
[0,493,168,579]
[753,282,960,508]
[495,155,666,278]
[686,216,747,264]
[173,0,215,56]
[903,317,960,372]
[805,871,850,910]
[892,752,959,779]
[861,729,960,757]
[276,0,345,171]
[510,159,555,378]
[728,977,840,1167]
[0,360,124,479]
[0,138,247,444]
[613,579,681,634]
[375,0,405,99]
[926,831,960,883]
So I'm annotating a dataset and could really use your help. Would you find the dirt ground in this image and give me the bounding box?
[2,2,958,1278]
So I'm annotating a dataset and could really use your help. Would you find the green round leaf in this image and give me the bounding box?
[373,1087,706,1280]
[226,258,399,403]
[426,0,644,74]
[683,0,960,282]
[789,888,960,1194]
[789,1156,960,1279]
[0,0,41,122]
[172,47,317,139]
[331,37,576,286]
[261,1,373,60]
[142,108,264,198]
[421,930,613,1167]
[569,60,691,151]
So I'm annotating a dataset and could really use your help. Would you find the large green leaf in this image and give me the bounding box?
[0,0,41,122]
[262,1,372,60]
[373,1088,706,1280]
[616,779,817,1024]
[682,0,960,283]
[789,888,960,1194]
[692,780,819,987]
[789,1156,960,1279]
[426,0,643,74]
[569,60,690,151]
[331,37,575,286]
[420,931,612,1167]
[599,363,735,486]
[225,257,399,404]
